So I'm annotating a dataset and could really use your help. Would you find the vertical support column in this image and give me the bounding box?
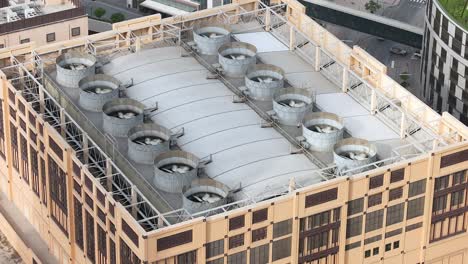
[342,69,348,93]
[418,151,436,263]
[314,46,320,72]
[338,180,350,264]
[400,113,406,139]
[135,37,141,53]
[290,190,300,264]
[65,148,76,264]
[60,108,66,137]
[38,85,45,114]
[82,133,89,164]
[370,89,377,114]
[131,185,138,218]
[2,78,14,201]
[289,26,295,51]
[265,9,271,32]
[106,158,112,192]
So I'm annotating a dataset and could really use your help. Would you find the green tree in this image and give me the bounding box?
[110,13,126,23]
[365,0,381,14]
[94,7,106,18]
[399,72,410,88]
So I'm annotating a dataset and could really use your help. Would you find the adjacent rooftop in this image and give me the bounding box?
[438,0,468,29]
[0,0,75,24]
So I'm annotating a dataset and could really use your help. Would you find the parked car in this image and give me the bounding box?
[390,46,407,55]
[412,51,422,58]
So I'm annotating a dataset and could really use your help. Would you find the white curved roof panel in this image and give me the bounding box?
[103,47,320,197]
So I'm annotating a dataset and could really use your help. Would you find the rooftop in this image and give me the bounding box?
[1,0,466,232]
[0,1,75,25]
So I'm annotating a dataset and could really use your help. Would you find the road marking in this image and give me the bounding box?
[391,60,395,69]
[409,0,426,4]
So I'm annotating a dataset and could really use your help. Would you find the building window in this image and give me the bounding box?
[228,234,244,249]
[74,198,83,250]
[250,244,269,264]
[48,157,68,235]
[364,250,371,258]
[408,179,426,197]
[229,215,244,231]
[251,227,267,242]
[389,187,403,201]
[347,197,364,216]
[390,169,405,183]
[0,44,4,49]
[228,251,246,264]
[206,239,224,259]
[450,190,464,208]
[86,212,95,262]
[272,237,291,261]
[30,145,39,196]
[252,208,268,224]
[385,243,391,251]
[365,209,384,232]
[368,193,382,207]
[46,33,56,43]
[369,175,383,189]
[346,215,362,238]
[452,170,466,185]
[71,27,81,37]
[373,247,379,255]
[407,197,425,219]
[386,203,404,226]
[273,219,292,238]
[393,241,399,249]
[434,175,449,191]
[20,38,30,44]
[432,194,448,213]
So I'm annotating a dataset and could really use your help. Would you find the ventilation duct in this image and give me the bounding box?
[78,74,120,112]
[302,112,344,152]
[154,150,200,193]
[218,42,257,77]
[272,87,314,126]
[102,98,145,137]
[182,178,229,213]
[244,64,285,101]
[333,138,377,173]
[56,52,96,88]
[127,123,172,165]
[193,26,231,55]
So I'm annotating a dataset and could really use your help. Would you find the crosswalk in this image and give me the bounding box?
[409,0,426,4]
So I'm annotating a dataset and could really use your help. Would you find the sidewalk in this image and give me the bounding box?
[0,193,58,264]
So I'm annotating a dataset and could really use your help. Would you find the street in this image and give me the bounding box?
[324,22,423,98]
[82,0,143,21]
[319,0,427,98]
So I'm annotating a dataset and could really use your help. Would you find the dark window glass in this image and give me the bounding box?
[206,239,224,259]
[368,193,382,207]
[386,203,404,226]
[347,198,364,216]
[365,209,384,232]
[273,219,292,238]
[250,244,269,264]
[409,179,426,197]
[46,33,56,43]
[346,215,362,238]
[71,27,81,37]
[272,237,291,261]
[407,197,425,219]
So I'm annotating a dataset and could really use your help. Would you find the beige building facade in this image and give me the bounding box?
[0,0,87,49]
[0,0,466,264]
